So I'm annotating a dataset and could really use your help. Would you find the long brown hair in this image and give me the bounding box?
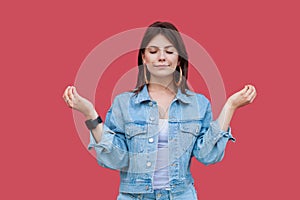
[134,21,189,94]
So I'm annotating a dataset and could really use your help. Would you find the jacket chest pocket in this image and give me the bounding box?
[125,123,148,153]
[178,123,200,153]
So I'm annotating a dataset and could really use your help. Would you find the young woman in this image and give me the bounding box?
[63,21,256,199]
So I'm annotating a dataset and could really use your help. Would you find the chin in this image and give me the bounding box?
[152,72,174,78]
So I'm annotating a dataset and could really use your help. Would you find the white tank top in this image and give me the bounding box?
[153,119,170,189]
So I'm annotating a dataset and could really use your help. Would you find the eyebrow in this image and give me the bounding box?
[147,45,175,49]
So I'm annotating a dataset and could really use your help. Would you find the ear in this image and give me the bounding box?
[177,59,181,66]
[142,53,146,64]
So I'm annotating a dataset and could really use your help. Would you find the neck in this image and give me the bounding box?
[148,78,177,95]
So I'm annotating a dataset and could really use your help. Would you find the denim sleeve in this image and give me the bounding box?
[88,96,129,170]
[193,102,235,165]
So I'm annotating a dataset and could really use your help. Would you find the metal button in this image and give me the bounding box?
[157,193,161,198]
[146,162,152,167]
[148,137,154,143]
[148,102,153,106]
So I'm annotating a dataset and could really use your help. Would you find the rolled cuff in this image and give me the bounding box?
[209,120,236,142]
[87,126,129,170]
[87,129,116,152]
[88,131,99,150]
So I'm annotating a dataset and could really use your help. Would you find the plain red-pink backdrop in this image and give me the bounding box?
[1,0,299,199]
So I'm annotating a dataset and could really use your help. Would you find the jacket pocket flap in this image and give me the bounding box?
[125,123,147,139]
[180,123,200,136]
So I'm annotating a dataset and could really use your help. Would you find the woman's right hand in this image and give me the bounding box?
[62,86,96,118]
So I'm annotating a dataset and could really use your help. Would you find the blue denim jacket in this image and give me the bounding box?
[88,85,235,194]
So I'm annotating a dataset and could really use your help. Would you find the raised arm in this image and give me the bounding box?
[62,86,103,142]
[193,84,257,165]
[217,84,257,131]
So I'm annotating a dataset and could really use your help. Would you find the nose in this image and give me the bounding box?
[158,50,166,62]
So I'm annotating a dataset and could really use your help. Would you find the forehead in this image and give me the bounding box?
[147,34,173,47]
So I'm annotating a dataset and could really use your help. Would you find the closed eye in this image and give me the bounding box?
[166,51,174,54]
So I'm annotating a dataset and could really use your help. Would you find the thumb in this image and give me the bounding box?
[72,86,79,97]
[240,85,248,94]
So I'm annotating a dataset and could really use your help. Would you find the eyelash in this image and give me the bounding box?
[149,51,174,54]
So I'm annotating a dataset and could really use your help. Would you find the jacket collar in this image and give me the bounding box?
[134,85,192,104]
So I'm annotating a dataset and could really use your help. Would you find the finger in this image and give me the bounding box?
[249,87,257,103]
[244,85,254,97]
[250,85,256,95]
[249,93,256,103]
[62,86,69,99]
[246,85,256,102]
[72,86,78,98]
[240,85,249,95]
[250,93,257,103]
[63,86,75,108]
[70,87,77,105]
[63,86,71,101]
[67,86,74,100]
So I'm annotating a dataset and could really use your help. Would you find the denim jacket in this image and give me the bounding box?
[88,85,235,194]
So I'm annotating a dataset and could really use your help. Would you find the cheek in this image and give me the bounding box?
[169,55,179,65]
[143,54,156,63]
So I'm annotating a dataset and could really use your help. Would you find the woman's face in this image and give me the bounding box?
[142,34,179,81]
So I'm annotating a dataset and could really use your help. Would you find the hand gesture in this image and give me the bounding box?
[227,85,257,110]
[62,86,95,117]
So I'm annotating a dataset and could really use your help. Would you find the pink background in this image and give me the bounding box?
[1,0,299,199]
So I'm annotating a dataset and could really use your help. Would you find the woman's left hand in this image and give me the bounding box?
[227,85,257,110]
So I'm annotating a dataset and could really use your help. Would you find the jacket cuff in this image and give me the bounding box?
[88,129,115,151]
[88,131,98,150]
[210,120,236,142]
